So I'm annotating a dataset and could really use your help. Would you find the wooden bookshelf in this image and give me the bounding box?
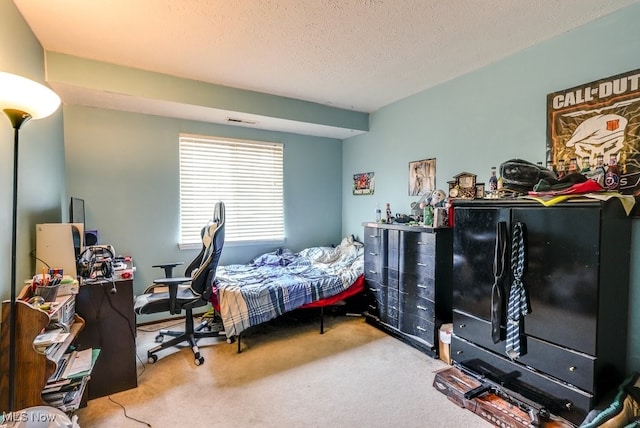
[0,288,86,411]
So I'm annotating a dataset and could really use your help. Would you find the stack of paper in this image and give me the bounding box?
[42,348,101,412]
[33,328,70,352]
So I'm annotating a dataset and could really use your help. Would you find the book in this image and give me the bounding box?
[62,348,100,379]
[33,328,70,349]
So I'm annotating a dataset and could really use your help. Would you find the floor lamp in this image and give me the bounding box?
[0,71,60,411]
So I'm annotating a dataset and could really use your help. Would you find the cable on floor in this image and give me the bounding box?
[108,395,151,427]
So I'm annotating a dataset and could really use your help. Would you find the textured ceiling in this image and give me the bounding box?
[12,0,639,133]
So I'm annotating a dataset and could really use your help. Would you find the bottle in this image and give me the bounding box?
[488,167,498,196]
[546,160,555,175]
[568,158,577,174]
[581,156,591,173]
[385,203,391,223]
[604,154,620,191]
[375,204,382,223]
[593,155,606,186]
[557,159,566,179]
[423,204,433,226]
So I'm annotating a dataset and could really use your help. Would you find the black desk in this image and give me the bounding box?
[74,279,137,399]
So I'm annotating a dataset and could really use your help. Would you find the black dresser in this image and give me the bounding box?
[451,198,631,425]
[362,222,453,357]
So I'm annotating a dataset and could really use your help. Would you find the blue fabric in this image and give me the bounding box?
[217,238,363,338]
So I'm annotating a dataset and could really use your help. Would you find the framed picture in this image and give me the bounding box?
[409,158,436,196]
[353,172,375,195]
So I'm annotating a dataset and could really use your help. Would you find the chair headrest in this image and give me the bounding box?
[213,201,225,225]
[202,221,218,249]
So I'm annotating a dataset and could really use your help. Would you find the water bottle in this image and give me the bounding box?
[375,204,382,223]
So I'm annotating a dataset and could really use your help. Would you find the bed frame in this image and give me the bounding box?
[232,274,365,353]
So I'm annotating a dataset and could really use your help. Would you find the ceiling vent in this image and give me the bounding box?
[226,117,257,125]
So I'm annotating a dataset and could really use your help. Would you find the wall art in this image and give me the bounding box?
[353,172,375,195]
[547,68,640,195]
[408,158,436,196]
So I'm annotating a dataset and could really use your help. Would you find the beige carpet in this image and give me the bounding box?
[74,312,492,428]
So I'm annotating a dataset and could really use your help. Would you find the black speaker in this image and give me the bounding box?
[85,229,98,246]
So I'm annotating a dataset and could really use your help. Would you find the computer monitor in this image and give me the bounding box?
[69,197,86,256]
[70,197,85,226]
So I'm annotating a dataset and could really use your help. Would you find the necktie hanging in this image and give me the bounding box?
[506,221,531,360]
[490,222,508,343]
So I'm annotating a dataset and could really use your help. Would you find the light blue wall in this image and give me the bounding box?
[0,0,66,307]
[63,105,343,310]
[342,4,640,373]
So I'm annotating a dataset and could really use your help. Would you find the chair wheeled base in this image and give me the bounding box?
[147,307,227,365]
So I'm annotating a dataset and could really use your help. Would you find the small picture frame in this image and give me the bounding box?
[353,172,375,195]
[409,158,436,196]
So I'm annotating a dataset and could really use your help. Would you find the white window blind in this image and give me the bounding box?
[179,134,284,246]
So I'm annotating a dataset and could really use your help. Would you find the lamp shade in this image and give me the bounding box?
[0,72,60,119]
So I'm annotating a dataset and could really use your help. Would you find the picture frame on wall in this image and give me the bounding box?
[409,158,435,196]
[353,172,375,195]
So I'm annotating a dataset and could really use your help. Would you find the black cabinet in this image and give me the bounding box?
[362,223,452,356]
[451,198,631,425]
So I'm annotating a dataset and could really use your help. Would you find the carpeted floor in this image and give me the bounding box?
[74,311,492,428]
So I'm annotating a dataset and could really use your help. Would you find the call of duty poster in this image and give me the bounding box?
[547,68,640,195]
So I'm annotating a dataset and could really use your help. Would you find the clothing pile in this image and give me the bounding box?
[581,373,640,428]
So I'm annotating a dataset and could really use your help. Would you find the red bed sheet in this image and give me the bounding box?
[300,274,364,308]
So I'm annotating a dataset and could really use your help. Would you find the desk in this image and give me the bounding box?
[74,279,137,399]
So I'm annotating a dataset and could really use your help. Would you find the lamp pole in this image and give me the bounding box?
[0,72,60,412]
[4,109,32,411]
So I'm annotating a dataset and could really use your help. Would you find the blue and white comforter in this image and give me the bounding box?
[216,236,364,338]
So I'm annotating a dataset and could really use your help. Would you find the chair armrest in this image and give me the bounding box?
[152,276,191,285]
[151,276,191,315]
[152,262,184,278]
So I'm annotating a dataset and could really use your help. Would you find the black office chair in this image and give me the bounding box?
[134,201,226,365]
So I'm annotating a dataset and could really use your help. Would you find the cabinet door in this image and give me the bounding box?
[453,207,510,320]
[513,207,599,355]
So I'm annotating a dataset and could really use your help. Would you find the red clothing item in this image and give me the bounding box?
[529,179,603,197]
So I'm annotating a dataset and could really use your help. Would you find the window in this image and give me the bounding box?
[179,134,284,247]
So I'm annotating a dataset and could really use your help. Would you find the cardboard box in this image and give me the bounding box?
[439,323,452,365]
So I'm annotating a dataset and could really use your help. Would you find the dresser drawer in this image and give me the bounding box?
[401,250,435,277]
[399,313,436,346]
[401,293,435,321]
[364,227,386,252]
[363,240,385,256]
[453,310,596,392]
[400,271,435,300]
[451,336,591,426]
[364,259,385,283]
[403,232,436,256]
[453,310,503,352]
[365,279,384,302]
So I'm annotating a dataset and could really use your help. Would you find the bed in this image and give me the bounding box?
[213,235,364,350]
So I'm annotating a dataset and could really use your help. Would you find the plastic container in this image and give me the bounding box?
[439,323,453,365]
[34,284,60,302]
